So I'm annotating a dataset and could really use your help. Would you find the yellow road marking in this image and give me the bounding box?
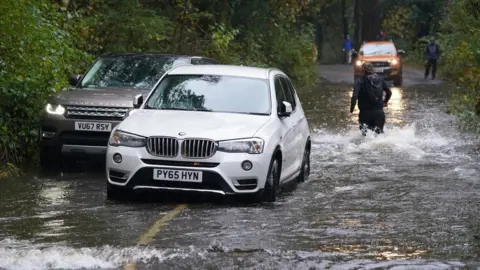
[122,204,188,270]
[123,263,136,270]
[137,204,188,245]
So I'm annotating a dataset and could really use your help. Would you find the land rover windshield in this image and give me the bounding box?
[79,56,191,90]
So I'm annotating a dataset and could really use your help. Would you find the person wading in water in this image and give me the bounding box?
[350,62,392,136]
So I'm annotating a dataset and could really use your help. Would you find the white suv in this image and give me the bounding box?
[105,64,311,202]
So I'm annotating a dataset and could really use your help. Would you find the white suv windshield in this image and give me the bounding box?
[361,43,396,56]
[145,74,271,115]
[80,56,190,89]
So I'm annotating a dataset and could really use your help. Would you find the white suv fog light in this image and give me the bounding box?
[241,160,253,171]
[113,153,122,163]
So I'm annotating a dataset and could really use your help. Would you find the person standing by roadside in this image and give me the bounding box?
[343,34,354,65]
[424,36,441,80]
[350,62,392,136]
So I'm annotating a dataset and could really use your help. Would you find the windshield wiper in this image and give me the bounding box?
[159,107,190,111]
[242,112,269,115]
[160,107,212,112]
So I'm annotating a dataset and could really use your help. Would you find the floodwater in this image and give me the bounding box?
[1,66,479,269]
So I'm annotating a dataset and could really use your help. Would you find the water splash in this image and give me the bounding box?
[0,238,191,270]
[311,123,473,166]
[0,238,471,270]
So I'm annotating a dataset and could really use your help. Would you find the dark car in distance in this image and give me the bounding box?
[39,52,218,170]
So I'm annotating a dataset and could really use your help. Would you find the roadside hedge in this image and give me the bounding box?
[0,0,92,168]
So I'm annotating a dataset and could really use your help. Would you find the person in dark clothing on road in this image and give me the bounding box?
[350,62,392,136]
[424,37,441,80]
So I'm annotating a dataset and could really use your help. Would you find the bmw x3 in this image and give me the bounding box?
[106,64,311,202]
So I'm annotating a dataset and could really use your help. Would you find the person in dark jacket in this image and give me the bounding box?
[350,62,392,136]
[424,37,441,80]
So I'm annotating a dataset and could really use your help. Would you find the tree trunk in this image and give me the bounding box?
[176,0,188,53]
[353,0,361,48]
[221,0,230,26]
[360,0,381,41]
[341,0,349,38]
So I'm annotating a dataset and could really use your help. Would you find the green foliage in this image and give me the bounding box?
[382,6,414,40]
[437,0,480,133]
[265,24,318,84]
[69,0,319,83]
[0,0,91,164]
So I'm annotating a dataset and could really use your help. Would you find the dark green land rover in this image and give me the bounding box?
[39,52,217,170]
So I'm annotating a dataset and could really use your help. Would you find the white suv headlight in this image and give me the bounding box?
[108,130,146,147]
[217,138,264,154]
[45,104,65,115]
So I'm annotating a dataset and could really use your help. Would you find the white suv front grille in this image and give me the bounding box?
[181,139,217,159]
[146,137,179,157]
[145,137,217,159]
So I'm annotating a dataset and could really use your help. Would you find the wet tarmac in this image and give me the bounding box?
[0,65,479,270]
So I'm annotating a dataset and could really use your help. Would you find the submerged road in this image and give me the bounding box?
[0,65,479,270]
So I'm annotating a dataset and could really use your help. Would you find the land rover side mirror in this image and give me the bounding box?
[397,49,406,55]
[359,50,364,56]
[68,74,82,86]
[133,94,144,109]
[278,101,293,117]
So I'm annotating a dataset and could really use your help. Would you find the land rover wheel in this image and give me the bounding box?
[39,146,60,172]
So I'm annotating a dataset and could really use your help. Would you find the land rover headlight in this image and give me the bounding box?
[218,138,264,154]
[389,59,398,65]
[109,130,146,147]
[356,60,363,66]
[45,104,65,115]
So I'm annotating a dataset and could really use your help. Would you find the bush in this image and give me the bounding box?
[0,0,91,165]
[437,0,480,133]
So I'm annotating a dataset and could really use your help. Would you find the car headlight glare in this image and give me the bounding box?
[108,130,146,147]
[390,59,398,65]
[218,138,264,154]
[46,104,65,115]
[356,60,363,66]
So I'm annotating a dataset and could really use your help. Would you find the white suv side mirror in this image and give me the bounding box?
[278,101,293,117]
[133,94,144,109]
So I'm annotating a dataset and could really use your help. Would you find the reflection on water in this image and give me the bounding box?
[38,182,69,208]
[36,182,71,239]
[299,84,407,132]
[386,86,406,125]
